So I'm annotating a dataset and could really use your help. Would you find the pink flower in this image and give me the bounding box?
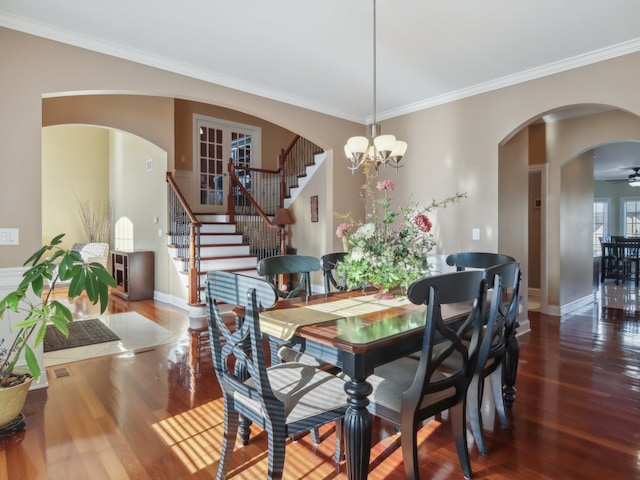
[336,222,353,238]
[376,180,395,191]
[414,214,432,233]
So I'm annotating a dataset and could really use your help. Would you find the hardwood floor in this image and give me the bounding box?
[2,289,640,479]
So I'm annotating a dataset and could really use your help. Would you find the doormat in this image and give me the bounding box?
[44,319,121,352]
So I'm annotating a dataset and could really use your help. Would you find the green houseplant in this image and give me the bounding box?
[0,234,116,390]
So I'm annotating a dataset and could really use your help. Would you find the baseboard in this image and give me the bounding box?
[541,294,594,318]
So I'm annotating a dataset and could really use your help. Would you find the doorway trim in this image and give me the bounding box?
[529,163,549,314]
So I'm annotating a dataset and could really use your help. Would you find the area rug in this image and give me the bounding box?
[44,318,121,352]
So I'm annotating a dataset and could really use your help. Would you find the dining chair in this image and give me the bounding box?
[257,254,321,301]
[206,271,347,479]
[367,270,494,479]
[320,252,348,294]
[615,238,640,284]
[445,251,516,271]
[454,261,522,456]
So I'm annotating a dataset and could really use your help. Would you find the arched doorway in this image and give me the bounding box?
[499,105,640,316]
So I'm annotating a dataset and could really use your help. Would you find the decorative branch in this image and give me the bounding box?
[75,195,114,243]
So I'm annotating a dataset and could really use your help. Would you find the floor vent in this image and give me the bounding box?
[53,367,71,379]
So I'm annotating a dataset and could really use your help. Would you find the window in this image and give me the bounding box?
[622,197,640,237]
[194,115,261,210]
[593,199,610,256]
[115,217,134,251]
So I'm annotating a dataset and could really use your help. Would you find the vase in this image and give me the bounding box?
[342,237,349,252]
[373,286,395,300]
[0,373,32,429]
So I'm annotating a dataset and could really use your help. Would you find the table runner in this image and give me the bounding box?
[259,294,473,340]
[259,294,413,340]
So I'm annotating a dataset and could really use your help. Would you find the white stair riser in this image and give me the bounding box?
[200,257,258,270]
[200,234,244,244]
[200,245,251,257]
[200,223,236,234]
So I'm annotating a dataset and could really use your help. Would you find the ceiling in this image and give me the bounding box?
[2,0,640,178]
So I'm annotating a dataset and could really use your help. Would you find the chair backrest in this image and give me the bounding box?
[257,254,321,300]
[482,262,521,360]
[404,270,488,409]
[206,271,280,417]
[320,252,348,294]
[446,252,516,271]
[79,243,109,267]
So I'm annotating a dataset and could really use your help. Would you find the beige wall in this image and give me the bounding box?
[109,130,170,295]
[42,125,110,249]
[5,27,640,313]
[174,99,296,171]
[560,152,594,305]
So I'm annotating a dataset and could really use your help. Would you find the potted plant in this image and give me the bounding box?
[0,234,116,428]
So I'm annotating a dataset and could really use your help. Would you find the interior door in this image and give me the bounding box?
[194,115,261,213]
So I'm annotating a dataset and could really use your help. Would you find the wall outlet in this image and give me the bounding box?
[472,228,480,241]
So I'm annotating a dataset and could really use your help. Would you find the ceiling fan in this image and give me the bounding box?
[606,167,640,187]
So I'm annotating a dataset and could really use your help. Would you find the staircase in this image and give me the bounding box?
[167,214,261,292]
[166,135,325,308]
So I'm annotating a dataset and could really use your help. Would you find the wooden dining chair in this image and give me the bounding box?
[461,261,521,456]
[446,251,516,271]
[367,270,494,479]
[206,271,347,479]
[257,254,321,301]
[320,252,348,294]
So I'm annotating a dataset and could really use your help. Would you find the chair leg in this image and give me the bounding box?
[467,374,487,456]
[400,418,420,480]
[490,365,510,429]
[266,421,287,480]
[450,401,473,479]
[334,419,344,463]
[217,398,239,480]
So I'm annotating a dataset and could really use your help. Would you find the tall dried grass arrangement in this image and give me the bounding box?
[75,196,113,243]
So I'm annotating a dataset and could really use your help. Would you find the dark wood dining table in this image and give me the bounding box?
[259,288,479,480]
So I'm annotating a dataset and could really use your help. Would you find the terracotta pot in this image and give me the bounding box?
[373,287,395,300]
[0,374,32,428]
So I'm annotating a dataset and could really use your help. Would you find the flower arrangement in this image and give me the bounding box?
[335,172,466,294]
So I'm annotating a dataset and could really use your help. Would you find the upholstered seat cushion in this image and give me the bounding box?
[243,362,346,424]
[368,358,456,420]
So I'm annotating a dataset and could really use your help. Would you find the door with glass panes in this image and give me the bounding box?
[194,115,261,213]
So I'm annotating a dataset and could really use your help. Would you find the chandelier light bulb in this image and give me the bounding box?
[373,134,396,160]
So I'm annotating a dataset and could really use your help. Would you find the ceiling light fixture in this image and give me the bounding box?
[344,0,407,174]
[629,177,640,187]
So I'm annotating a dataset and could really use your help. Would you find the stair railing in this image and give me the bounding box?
[227,135,323,258]
[166,172,201,305]
[227,162,281,260]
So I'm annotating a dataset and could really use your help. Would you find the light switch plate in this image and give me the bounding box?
[0,228,19,245]
[472,228,480,241]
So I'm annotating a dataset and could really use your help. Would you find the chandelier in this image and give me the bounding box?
[344,0,407,173]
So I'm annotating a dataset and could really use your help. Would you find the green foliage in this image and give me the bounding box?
[335,168,466,292]
[0,234,117,386]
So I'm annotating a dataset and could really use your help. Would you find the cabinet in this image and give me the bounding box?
[111,250,154,301]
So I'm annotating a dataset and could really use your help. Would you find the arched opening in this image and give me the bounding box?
[499,105,640,316]
[42,124,168,295]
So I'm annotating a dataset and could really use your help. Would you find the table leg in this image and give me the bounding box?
[343,377,373,480]
[503,335,519,409]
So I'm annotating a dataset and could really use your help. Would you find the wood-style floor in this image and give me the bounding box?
[2,289,640,479]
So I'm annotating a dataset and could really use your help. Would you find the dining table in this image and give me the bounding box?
[258,287,491,480]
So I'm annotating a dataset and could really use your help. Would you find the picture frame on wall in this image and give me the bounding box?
[310,195,318,222]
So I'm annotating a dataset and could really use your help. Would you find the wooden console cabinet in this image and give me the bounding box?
[111,250,154,301]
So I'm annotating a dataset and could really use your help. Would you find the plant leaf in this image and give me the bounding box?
[24,345,41,382]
